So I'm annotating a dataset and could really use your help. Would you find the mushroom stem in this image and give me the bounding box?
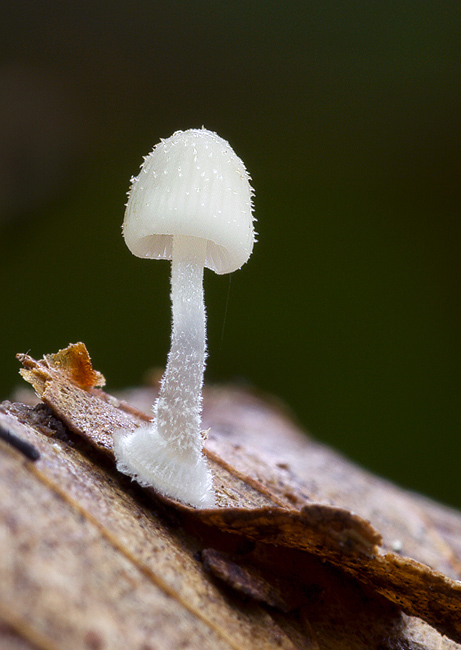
[155,234,207,457]
[113,234,215,508]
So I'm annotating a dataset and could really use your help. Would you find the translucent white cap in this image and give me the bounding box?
[123,128,255,274]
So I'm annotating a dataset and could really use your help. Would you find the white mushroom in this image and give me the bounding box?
[113,128,255,508]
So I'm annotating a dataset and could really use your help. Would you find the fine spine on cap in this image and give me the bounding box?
[122,128,255,275]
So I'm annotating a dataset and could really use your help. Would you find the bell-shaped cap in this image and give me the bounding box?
[122,128,255,274]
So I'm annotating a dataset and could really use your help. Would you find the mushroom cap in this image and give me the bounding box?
[123,128,255,274]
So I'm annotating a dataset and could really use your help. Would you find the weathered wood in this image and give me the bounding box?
[0,342,460,649]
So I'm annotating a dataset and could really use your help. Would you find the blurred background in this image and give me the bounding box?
[1,1,459,507]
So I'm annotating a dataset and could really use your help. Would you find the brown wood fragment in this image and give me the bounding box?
[199,503,382,553]
[18,346,134,456]
[19,342,105,390]
[3,342,461,648]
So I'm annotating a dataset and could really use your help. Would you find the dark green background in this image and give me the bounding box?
[1,2,459,507]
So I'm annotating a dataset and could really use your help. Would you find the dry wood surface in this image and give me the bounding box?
[0,342,460,649]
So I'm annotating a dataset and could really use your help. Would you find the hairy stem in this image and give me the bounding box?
[155,235,207,457]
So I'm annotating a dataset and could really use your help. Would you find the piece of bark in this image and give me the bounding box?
[0,403,411,650]
[0,342,460,649]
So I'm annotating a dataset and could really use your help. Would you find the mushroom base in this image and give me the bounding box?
[113,424,215,508]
